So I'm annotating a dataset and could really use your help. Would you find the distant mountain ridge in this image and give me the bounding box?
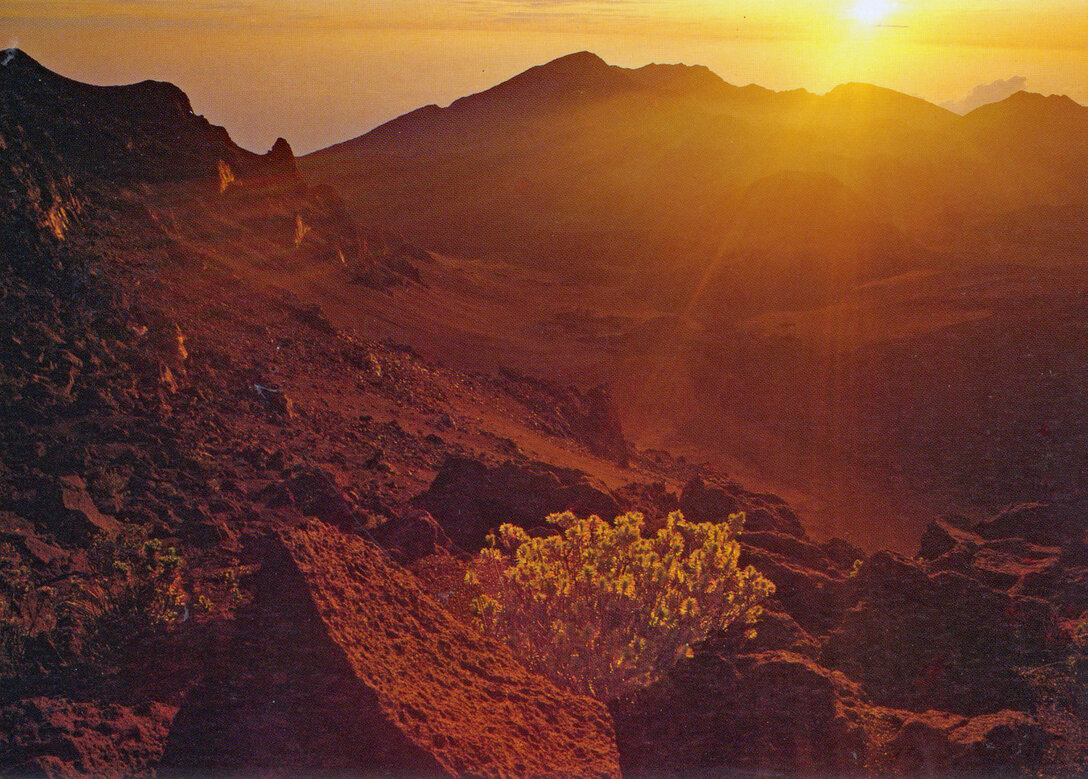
[302,51,1088,274]
[297,51,1088,532]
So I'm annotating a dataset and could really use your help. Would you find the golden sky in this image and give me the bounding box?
[3,1,1086,153]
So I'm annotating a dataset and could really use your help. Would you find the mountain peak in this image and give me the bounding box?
[1,48,71,89]
[1,49,298,187]
[1,47,39,70]
[540,51,609,71]
[1,48,196,118]
[628,62,729,94]
[963,89,1088,127]
[446,51,631,116]
[825,82,930,106]
[1004,90,1083,112]
[819,82,954,123]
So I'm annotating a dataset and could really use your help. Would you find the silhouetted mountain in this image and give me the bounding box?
[303,52,946,300]
[303,53,1088,266]
[963,89,1088,130]
[956,90,1088,209]
[450,51,633,111]
[300,51,1088,543]
[627,62,731,94]
[0,49,297,186]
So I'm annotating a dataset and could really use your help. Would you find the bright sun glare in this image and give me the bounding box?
[851,0,894,25]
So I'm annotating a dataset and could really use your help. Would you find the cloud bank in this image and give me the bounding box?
[942,76,1027,114]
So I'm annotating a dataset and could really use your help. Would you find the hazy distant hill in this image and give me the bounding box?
[303,53,1087,269]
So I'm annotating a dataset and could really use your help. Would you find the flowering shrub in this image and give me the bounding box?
[464,510,774,700]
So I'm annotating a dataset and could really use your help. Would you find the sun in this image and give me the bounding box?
[850,0,895,25]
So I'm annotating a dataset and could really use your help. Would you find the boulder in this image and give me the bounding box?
[974,501,1088,547]
[820,536,866,572]
[163,521,620,777]
[885,709,1050,775]
[612,481,679,520]
[412,457,620,553]
[370,507,453,565]
[0,698,175,778]
[708,606,822,660]
[918,518,984,560]
[926,540,1058,592]
[678,476,740,524]
[680,476,806,537]
[611,649,868,775]
[739,543,847,636]
[263,465,362,531]
[824,551,1059,714]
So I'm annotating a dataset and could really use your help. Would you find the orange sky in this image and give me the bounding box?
[3,1,1085,153]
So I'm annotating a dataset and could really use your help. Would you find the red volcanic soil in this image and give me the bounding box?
[302,52,1088,556]
[163,521,620,776]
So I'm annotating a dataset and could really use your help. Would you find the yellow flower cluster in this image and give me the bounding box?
[465,510,774,701]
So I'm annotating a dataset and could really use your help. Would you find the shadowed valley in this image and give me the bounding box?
[302,51,1088,551]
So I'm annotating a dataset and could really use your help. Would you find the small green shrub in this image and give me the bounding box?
[465,510,774,700]
[0,528,187,696]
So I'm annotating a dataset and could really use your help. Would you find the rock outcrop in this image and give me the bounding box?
[680,475,806,538]
[413,457,621,552]
[0,49,298,188]
[611,649,869,775]
[884,709,1050,775]
[163,521,620,777]
[825,549,1060,715]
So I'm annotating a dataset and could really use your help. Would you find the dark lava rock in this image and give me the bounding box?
[412,457,620,553]
[0,697,176,778]
[739,530,838,574]
[679,476,740,523]
[163,521,620,777]
[974,501,1088,547]
[176,504,237,549]
[263,137,298,179]
[24,474,122,545]
[885,709,1051,775]
[495,370,631,465]
[919,518,985,561]
[820,536,866,572]
[611,649,868,776]
[739,540,847,636]
[613,481,679,519]
[926,538,1058,593]
[569,384,631,466]
[824,551,1059,715]
[709,607,822,660]
[263,465,362,531]
[370,507,453,565]
[680,476,806,537]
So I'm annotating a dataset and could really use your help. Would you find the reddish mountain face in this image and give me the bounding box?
[300,53,1088,548]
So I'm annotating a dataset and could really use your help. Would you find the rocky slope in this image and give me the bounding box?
[1,51,1087,777]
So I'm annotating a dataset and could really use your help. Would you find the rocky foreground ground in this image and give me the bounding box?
[1,50,1087,776]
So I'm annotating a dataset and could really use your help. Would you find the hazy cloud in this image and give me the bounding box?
[942,76,1027,114]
